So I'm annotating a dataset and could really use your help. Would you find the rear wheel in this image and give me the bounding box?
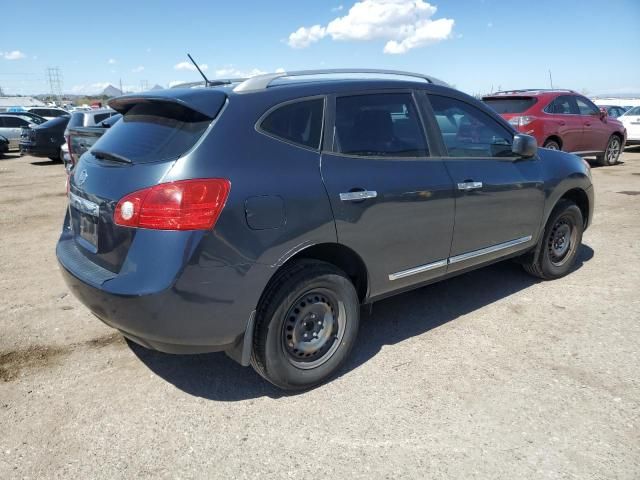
[522,200,583,280]
[251,260,360,390]
[48,148,63,162]
[543,139,561,150]
[596,135,622,166]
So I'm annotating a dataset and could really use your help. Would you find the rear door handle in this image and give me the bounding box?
[457,181,483,191]
[339,190,377,201]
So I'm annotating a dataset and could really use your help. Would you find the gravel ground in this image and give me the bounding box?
[1,148,639,479]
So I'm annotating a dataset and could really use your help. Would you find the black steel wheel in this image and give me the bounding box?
[251,260,359,390]
[522,200,583,280]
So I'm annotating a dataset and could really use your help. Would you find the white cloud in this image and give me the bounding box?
[213,67,267,78]
[288,25,327,49]
[275,67,286,73]
[132,65,144,73]
[3,50,26,60]
[487,22,493,28]
[332,5,344,11]
[287,0,454,54]
[108,58,116,64]
[174,61,208,72]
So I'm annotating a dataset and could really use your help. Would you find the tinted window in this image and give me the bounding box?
[67,112,86,128]
[334,93,428,157]
[546,95,577,114]
[260,98,323,149]
[90,102,212,164]
[575,97,599,115]
[623,106,640,116]
[483,97,537,114]
[93,113,111,124]
[429,95,513,158]
[2,117,28,127]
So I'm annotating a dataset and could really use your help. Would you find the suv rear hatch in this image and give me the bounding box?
[483,95,538,128]
[65,89,227,275]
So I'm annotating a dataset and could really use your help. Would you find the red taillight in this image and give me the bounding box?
[67,136,75,166]
[114,179,231,231]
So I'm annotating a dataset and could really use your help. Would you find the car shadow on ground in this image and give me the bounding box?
[129,244,594,402]
[30,159,61,166]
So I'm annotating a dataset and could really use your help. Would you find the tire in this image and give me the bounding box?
[543,139,561,150]
[250,260,360,390]
[596,135,622,166]
[522,200,583,280]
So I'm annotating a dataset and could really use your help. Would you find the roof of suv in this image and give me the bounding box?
[484,89,576,97]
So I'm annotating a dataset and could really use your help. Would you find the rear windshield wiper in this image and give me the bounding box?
[92,149,132,164]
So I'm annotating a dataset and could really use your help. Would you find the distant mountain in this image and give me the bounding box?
[101,85,123,97]
[150,84,164,91]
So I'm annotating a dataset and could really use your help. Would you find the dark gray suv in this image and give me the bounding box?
[57,70,594,390]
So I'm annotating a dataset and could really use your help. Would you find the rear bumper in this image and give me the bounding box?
[56,234,270,355]
[19,141,58,158]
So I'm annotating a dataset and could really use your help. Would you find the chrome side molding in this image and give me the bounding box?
[389,235,532,281]
[448,235,532,264]
[388,259,447,281]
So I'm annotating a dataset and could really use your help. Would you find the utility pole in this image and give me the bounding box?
[548,70,554,89]
[119,78,123,95]
[140,80,149,92]
[46,67,63,104]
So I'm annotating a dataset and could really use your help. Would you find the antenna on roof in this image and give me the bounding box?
[187,53,211,87]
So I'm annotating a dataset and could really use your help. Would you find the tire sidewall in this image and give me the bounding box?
[261,270,359,390]
[539,203,583,278]
[544,140,560,150]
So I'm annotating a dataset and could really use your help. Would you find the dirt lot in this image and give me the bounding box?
[1,149,639,479]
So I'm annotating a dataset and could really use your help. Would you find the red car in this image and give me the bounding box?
[483,89,627,165]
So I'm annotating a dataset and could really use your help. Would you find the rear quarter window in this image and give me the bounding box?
[259,98,324,149]
[90,102,213,164]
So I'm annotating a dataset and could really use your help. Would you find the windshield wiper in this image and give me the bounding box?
[92,149,132,164]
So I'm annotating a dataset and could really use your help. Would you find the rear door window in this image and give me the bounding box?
[90,102,213,164]
[93,113,111,124]
[260,98,324,149]
[483,97,537,114]
[333,93,428,157]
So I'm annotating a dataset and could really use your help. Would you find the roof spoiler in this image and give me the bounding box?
[108,88,226,119]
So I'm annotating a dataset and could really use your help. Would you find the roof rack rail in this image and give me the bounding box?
[233,69,448,93]
[490,88,576,95]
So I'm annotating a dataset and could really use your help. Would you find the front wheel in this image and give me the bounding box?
[522,200,583,280]
[251,260,360,390]
[596,135,622,166]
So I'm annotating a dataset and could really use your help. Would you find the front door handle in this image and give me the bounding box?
[339,190,377,201]
[457,181,483,191]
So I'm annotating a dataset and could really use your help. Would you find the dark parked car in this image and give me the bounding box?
[57,70,594,390]
[483,89,626,165]
[19,115,70,161]
[64,113,121,170]
[0,135,8,156]
[599,105,628,118]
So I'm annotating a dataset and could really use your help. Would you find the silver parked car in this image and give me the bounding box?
[0,115,37,150]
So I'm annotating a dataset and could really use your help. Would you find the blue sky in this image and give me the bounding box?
[1,0,639,96]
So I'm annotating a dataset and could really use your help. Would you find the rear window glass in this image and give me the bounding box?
[67,112,85,128]
[260,98,324,149]
[483,97,537,114]
[624,106,640,116]
[93,113,111,124]
[90,102,212,164]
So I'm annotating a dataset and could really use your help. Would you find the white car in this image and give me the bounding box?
[619,106,640,146]
[26,107,69,121]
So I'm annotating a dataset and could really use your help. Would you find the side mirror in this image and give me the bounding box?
[598,107,607,121]
[512,133,537,158]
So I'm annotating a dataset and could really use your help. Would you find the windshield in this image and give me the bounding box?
[483,97,537,114]
[90,102,213,164]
